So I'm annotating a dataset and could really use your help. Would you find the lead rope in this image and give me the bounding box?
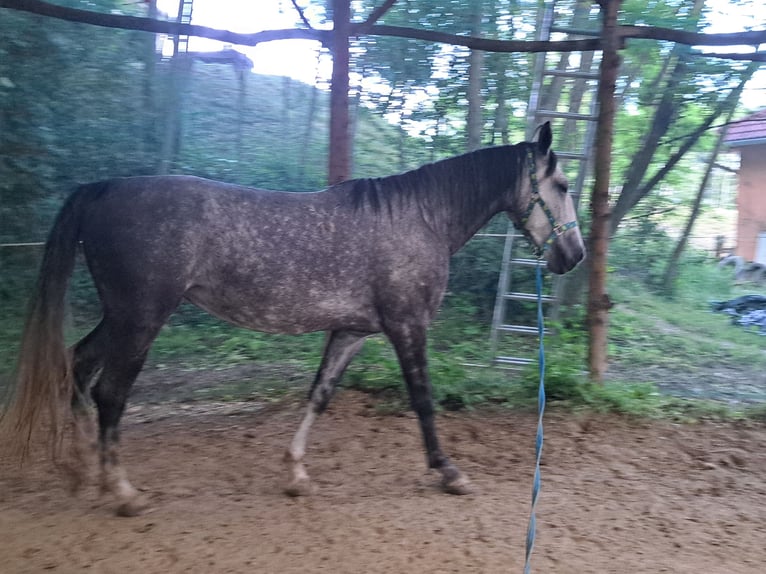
[523,262,546,574]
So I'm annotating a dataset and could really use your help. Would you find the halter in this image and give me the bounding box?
[519,148,579,258]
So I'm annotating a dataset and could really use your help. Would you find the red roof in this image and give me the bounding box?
[724,108,766,146]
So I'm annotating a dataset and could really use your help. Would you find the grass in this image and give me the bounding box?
[608,269,766,372]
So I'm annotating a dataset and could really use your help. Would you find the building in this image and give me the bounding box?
[724,109,766,265]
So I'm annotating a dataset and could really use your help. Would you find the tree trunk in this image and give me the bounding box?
[587,0,621,383]
[466,1,484,151]
[328,0,351,184]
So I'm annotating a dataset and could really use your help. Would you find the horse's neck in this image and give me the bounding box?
[445,205,503,255]
[421,158,510,254]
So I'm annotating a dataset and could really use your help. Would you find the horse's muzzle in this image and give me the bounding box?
[546,230,585,275]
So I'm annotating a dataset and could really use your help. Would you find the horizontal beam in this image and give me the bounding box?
[1,0,765,60]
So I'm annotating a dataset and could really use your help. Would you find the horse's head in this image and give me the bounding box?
[510,122,585,274]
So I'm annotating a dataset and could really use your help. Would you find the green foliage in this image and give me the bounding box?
[518,321,588,402]
[150,311,325,369]
[577,382,740,422]
[447,217,506,320]
[609,209,738,300]
[610,213,676,289]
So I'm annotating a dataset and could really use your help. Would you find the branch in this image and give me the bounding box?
[290,0,313,30]
[691,51,766,62]
[713,162,737,174]
[0,0,329,45]
[357,24,604,53]
[3,0,766,60]
[662,113,766,147]
[619,24,766,47]
[356,0,398,35]
[635,66,755,201]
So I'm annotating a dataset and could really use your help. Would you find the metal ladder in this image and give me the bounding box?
[489,0,601,367]
[173,0,195,56]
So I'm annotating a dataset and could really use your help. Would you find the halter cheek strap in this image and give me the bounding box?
[520,148,579,258]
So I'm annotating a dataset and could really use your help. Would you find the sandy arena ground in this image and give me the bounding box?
[1,390,765,574]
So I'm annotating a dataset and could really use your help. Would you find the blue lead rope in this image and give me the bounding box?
[523,263,546,574]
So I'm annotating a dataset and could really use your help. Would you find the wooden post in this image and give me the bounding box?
[587,0,621,383]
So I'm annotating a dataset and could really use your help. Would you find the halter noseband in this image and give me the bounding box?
[519,148,579,258]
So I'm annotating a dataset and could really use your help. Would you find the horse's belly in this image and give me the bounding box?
[184,286,380,335]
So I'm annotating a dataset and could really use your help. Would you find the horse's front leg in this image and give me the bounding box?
[386,323,472,495]
[285,330,368,496]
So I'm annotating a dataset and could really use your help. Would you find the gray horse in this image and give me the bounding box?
[2,122,584,516]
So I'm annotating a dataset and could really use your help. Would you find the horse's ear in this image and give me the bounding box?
[534,121,553,155]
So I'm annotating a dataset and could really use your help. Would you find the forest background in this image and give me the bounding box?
[1,0,764,415]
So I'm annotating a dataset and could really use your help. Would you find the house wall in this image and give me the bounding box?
[736,144,766,261]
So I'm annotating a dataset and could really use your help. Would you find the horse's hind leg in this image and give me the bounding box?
[385,323,471,495]
[65,322,109,492]
[285,330,368,496]
[90,316,169,516]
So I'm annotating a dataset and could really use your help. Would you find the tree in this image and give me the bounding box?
[328,0,352,184]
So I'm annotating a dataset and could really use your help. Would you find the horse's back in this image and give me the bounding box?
[78,175,331,252]
[75,176,397,333]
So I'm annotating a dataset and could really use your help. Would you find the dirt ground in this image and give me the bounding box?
[1,390,765,574]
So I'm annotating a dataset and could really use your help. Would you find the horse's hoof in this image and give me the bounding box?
[284,477,313,497]
[442,474,473,495]
[115,495,150,517]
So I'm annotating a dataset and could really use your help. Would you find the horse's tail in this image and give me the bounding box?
[1,183,98,460]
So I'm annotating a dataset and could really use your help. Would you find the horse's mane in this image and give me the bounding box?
[342,143,540,222]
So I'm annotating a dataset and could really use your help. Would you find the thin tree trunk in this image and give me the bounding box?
[587,0,621,383]
[143,0,158,157]
[493,67,509,145]
[609,0,705,232]
[236,69,247,180]
[349,64,366,178]
[157,56,184,175]
[466,1,484,151]
[632,62,758,206]
[660,89,744,295]
[539,0,593,115]
[659,134,723,295]
[563,49,594,148]
[297,49,324,184]
[328,0,351,184]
